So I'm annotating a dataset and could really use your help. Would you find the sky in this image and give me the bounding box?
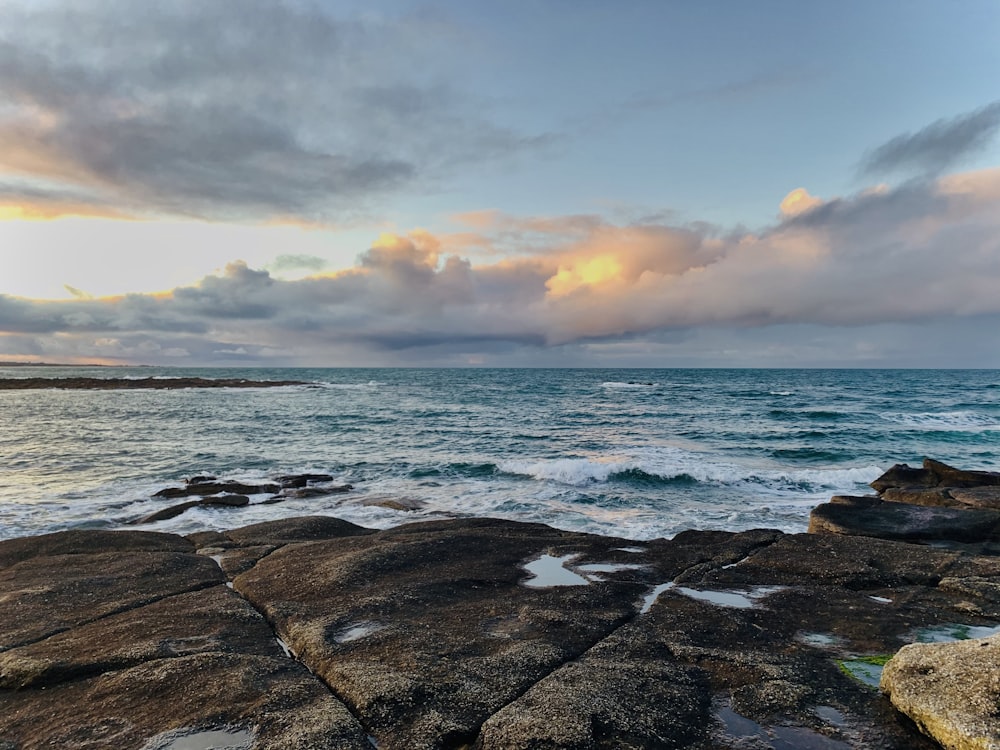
[1,1,1000,367]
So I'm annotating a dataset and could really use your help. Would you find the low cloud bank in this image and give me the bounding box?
[2,169,999,366]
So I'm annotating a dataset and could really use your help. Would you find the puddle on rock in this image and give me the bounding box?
[814,705,849,728]
[869,595,892,604]
[521,554,589,587]
[717,706,762,737]
[797,632,843,649]
[638,582,675,614]
[575,562,645,581]
[334,622,386,643]
[717,706,849,749]
[143,727,253,750]
[612,546,646,554]
[837,659,885,688]
[275,636,293,657]
[913,622,1000,643]
[675,585,785,609]
[770,725,851,749]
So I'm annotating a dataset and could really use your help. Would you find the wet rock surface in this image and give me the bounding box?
[3,461,1000,749]
[131,474,356,525]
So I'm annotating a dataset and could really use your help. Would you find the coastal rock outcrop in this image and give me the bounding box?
[809,459,1000,550]
[0,377,310,390]
[4,460,1000,749]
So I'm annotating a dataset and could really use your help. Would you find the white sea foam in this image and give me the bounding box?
[498,449,881,492]
[600,381,657,389]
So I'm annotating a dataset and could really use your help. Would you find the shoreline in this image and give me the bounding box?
[2,459,999,748]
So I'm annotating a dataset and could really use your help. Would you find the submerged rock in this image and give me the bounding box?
[360,496,426,511]
[154,481,280,498]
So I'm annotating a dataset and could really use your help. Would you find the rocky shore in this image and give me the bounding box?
[2,460,1000,749]
[0,377,310,390]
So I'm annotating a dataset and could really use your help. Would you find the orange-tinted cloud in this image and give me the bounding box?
[3,168,1000,366]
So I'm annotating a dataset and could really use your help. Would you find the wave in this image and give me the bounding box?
[769,409,847,421]
[497,451,880,493]
[770,447,848,462]
[601,381,658,389]
[880,411,1000,431]
[409,462,499,479]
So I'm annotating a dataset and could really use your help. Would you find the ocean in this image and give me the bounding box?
[2,367,999,542]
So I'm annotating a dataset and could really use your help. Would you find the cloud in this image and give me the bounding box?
[860,100,1000,178]
[778,188,824,217]
[3,167,1000,366]
[267,254,328,274]
[0,1,550,223]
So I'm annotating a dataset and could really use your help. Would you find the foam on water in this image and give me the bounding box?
[3,367,999,542]
[601,381,658,389]
[498,450,881,493]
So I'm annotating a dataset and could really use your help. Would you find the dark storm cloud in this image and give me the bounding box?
[860,101,1000,178]
[0,1,548,222]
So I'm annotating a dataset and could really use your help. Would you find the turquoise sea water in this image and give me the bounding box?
[2,367,999,541]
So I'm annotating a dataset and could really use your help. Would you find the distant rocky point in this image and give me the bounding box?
[2,459,999,749]
[0,376,310,390]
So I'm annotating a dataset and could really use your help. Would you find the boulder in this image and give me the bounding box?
[809,496,1000,543]
[871,459,1000,495]
[923,458,1000,489]
[871,463,937,492]
[881,634,1000,750]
